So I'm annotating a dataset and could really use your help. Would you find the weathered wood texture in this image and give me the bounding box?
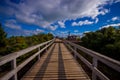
[64,40,120,80]
[21,41,90,80]
[0,39,54,80]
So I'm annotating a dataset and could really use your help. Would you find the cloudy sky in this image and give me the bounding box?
[0,0,120,37]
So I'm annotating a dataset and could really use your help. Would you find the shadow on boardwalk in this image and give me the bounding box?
[34,43,56,80]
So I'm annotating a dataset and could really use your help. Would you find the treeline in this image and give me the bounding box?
[0,24,53,56]
[81,26,120,61]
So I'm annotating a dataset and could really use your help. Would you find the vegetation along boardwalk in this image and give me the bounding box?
[21,39,90,80]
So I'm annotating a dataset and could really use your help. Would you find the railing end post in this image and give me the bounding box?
[74,47,77,59]
[92,58,98,80]
[11,59,17,80]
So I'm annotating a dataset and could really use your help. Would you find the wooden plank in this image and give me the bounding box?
[21,39,90,80]
[65,40,120,72]
[0,39,54,66]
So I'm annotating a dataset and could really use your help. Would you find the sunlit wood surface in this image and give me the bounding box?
[21,39,90,80]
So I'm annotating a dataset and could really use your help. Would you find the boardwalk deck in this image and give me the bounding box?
[21,40,90,80]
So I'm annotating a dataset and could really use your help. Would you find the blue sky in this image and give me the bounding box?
[0,0,120,37]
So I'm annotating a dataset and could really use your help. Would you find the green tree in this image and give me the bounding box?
[0,30,53,56]
[47,33,54,40]
[0,24,7,47]
[81,26,120,61]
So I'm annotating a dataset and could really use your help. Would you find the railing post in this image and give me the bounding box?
[38,47,41,60]
[46,43,48,52]
[92,58,98,80]
[11,59,17,80]
[74,47,77,59]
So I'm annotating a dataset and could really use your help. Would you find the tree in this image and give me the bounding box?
[0,29,53,56]
[81,26,120,61]
[0,23,7,47]
[47,33,54,40]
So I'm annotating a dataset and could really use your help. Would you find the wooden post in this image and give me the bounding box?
[38,47,40,60]
[46,44,48,52]
[11,59,17,80]
[74,47,77,59]
[92,58,98,80]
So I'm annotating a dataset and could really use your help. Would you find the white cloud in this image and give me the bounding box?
[1,0,110,30]
[58,21,65,28]
[74,30,79,33]
[99,9,109,15]
[78,20,94,25]
[115,0,120,3]
[4,19,45,36]
[22,29,44,35]
[5,19,21,30]
[36,29,44,33]
[105,0,120,5]
[84,31,91,33]
[72,22,78,26]
[6,28,45,36]
[99,23,120,29]
[95,18,99,23]
[72,20,94,26]
[54,31,68,37]
[111,17,119,21]
[111,0,120,3]
[48,25,58,31]
[107,16,120,22]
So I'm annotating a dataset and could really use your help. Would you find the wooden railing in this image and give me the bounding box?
[64,40,120,80]
[0,39,55,80]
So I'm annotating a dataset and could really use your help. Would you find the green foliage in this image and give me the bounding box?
[81,27,120,61]
[0,23,54,77]
[0,23,54,56]
[0,24,7,47]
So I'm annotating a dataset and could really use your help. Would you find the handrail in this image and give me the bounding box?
[64,40,120,80]
[0,39,55,80]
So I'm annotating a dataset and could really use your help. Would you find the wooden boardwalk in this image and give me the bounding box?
[21,40,90,80]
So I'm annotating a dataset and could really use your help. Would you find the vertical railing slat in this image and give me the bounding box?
[11,59,17,80]
[92,58,98,80]
[74,47,77,59]
[37,47,41,60]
